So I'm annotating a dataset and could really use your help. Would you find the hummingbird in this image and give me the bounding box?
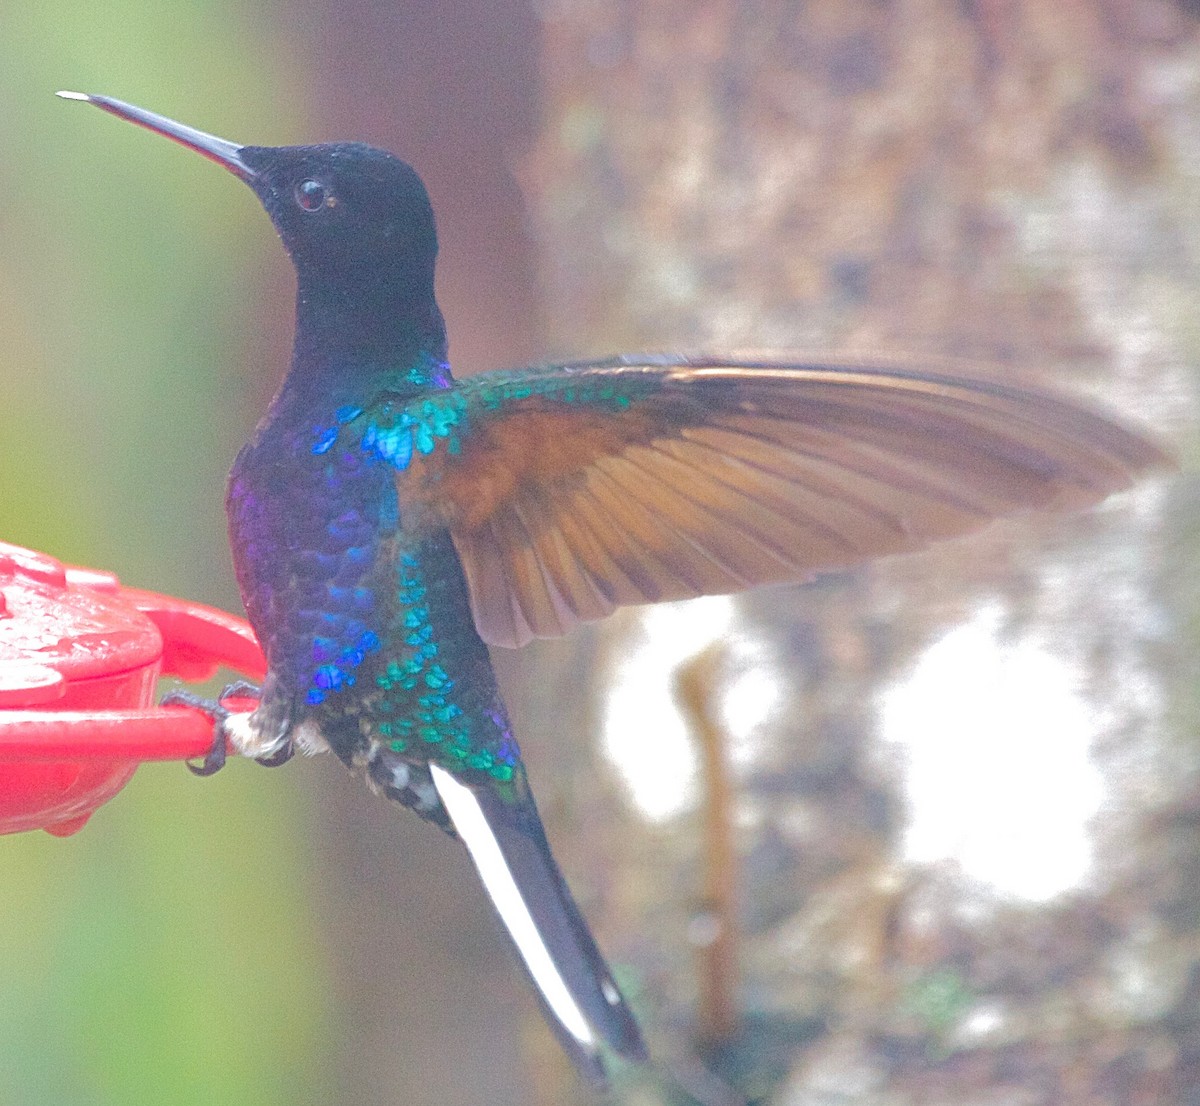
[60,91,1167,1085]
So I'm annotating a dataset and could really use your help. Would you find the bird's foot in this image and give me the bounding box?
[218,679,263,701]
[161,681,289,776]
[161,687,234,776]
[254,741,295,768]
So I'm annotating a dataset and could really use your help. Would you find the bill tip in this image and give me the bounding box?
[56,90,91,102]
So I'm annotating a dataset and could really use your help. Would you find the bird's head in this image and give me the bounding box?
[240,143,437,287]
[60,93,439,299]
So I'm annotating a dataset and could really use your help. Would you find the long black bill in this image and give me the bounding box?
[57,92,256,181]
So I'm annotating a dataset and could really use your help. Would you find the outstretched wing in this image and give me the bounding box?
[372,354,1168,648]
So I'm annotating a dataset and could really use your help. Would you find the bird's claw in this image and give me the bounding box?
[161,682,267,777]
[254,743,295,768]
[187,739,227,777]
[219,680,263,702]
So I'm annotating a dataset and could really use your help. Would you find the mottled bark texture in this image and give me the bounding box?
[523,2,1200,1104]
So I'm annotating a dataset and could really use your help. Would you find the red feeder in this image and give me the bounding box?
[0,541,265,836]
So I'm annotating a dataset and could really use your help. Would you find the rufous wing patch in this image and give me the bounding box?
[396,401,666,533]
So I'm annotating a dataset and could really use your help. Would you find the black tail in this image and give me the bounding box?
[429,763,647,1085]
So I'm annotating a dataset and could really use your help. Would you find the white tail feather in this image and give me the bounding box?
[430,764,600,1056]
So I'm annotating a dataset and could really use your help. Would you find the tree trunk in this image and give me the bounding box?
[525,2,1200,1103]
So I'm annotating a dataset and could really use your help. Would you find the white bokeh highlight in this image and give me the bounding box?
[879,601,1104,902]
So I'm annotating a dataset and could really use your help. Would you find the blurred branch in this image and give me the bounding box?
[675,645,739,1052]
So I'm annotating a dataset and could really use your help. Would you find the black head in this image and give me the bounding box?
[59,93,438,299]
[239,143,437,286]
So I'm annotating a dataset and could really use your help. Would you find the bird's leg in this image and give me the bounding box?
[162,680,293,774]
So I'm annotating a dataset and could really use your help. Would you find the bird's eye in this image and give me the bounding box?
[294,179,330,212]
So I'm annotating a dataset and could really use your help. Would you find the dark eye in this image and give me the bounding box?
[294,179,329,212]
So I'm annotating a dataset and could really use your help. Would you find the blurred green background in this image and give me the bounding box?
[4,3,1200,1105]
[2,3,542,1104]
